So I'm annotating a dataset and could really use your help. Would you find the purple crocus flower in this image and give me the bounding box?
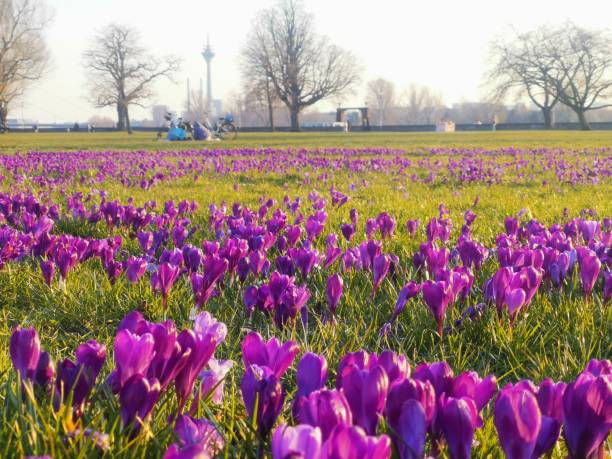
[377,350,410,386]
[406,219,419,236]
[388,281,421,324]
[421,280,454,336]
[291,247,319,279]
[296,389,353,440]
[396,399,428,459]
[241,332,299,378]
[40,260,56,287]
[33,351,55,390]
[322,424,392,459]
[182,245,204,273]
[562,371,612,458]
[10,326,40,380]
[190,256,228,308]
[54,340,107,416]
[340,364,389,435]
[326,274,344,316]
[241,364,285,436]
[151,262,181,312]
[170,414,224,456]
[413,361,454,397]
[113,329,155,389]
[293,352,328,419]
[577,248,602,297]
[385,377,437,433]
[272,424,322,459]
[372,254,391,296]
[585,359,612,377]
[514,378,567,457]
[494,384,541,459]
[296,352,328,399]
[439,396,481,459]
[119,374,161,430]
[449,371,497,411]
[175,312,227,412]
[125,256,147,284]
[196,358,234,406]
[274,283,310,329]
[341,223,356,241]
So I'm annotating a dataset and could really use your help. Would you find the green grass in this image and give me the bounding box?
[2,129,612,152]
[0,132,610,458]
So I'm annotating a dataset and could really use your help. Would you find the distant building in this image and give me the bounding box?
[152,105,169,126]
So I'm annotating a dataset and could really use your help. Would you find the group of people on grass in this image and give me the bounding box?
[162,112,216,141]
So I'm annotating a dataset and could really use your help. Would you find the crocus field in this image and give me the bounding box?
[0,131,610,458]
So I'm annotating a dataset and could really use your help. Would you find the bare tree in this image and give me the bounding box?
[402,84,444,124]
[487,27,559,129]
[0,0,51,130]
[183,89,207,123]
[365,78,395,126]
[243,0,361,131]
[83,24,180,134]
[546,23,612,130]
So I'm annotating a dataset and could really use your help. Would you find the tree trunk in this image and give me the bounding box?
[265,79,275,132]
[576,109,591,130]
[542,107,554,129]
[267,102,275,132]
[290,108,300,132]
[125,105,133,134]
[0,102,7,132]
[116,104,125,130]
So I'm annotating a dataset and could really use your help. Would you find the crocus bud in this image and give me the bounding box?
[119,374,161,430]
[10,326,40,380]
[494,384,541,459]
[372,254,391,296]
[562,372,612,458]
[422,280,454,335]
[114,329,155,389]
[397,399,427,459]
[241,365,284,436]
[296,352,328,399]
[40,260,56,287]
[33,351,55,389]
[577,248,601,297]
[326,274,344,315]
[439,396,481,459]
[341,364,389,435]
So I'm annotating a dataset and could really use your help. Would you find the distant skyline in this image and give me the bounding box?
[14,0,612,122]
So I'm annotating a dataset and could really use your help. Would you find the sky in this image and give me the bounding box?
[14,0,612,123]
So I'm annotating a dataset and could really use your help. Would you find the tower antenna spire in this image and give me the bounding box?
[201,35,215,116]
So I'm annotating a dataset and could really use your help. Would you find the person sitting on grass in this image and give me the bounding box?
[193,120,212,141]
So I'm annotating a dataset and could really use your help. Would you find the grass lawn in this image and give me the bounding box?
[0,131,609,457]
[2,129,612,152]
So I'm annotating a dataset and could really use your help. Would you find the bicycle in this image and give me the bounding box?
[208,114,237,140]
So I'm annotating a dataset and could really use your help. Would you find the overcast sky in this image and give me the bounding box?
[15,0,612,122]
